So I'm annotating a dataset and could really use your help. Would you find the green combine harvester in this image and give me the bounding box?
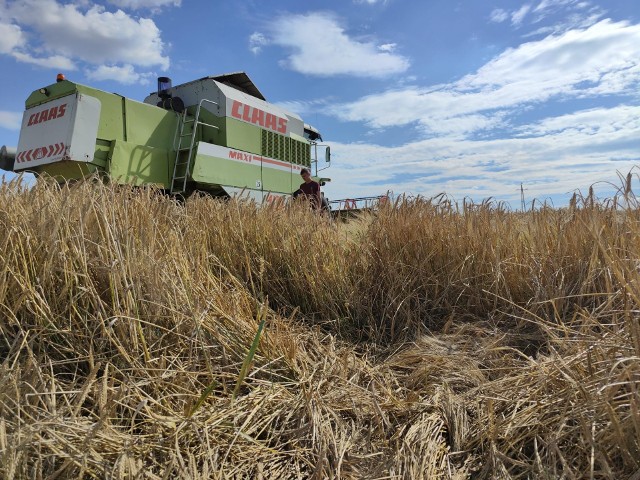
[0,72,331,202]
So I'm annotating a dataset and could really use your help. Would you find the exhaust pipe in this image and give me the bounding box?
[0,145,16,172]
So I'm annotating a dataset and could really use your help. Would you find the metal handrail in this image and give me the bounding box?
[329,195,389,210]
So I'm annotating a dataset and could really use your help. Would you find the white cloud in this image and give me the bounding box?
[107,0,181,10]
[275,98,331,119]
[517,105,640,138]
[378,43,397,52]
[11,51,76,70]
[495,0,604,35]
[0,23,24,53]
[249,32,268,55]
[512,4,532,26]
[465,20,640,94]
[86,64,152,85]
[0,111,23,130]
[0,0,169,84]
[534,0,590,15]
[331,20,640,137]
[490,9,509,23]
[322,19,640,205]
[0,17,77,69]
[326,104,640,204]
[267,12,409,77]
[524,12,605,38]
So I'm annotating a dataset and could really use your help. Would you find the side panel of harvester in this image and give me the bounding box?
[14,80,178,187]
[105,98,177,186]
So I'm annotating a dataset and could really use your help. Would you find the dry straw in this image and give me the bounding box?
[0,175,639,479]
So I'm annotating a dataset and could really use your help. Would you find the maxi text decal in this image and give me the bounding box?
[226,147,301,172]
[198,143,302,173]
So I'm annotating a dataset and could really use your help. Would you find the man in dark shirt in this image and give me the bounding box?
[298,168,321,210]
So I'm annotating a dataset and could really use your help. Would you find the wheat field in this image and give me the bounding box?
[0,176,639,479]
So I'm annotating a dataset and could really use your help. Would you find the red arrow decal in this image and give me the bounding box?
[15,143,66,163]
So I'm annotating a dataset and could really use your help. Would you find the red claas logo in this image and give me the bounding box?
[231,100,287,134]
[27,104,67,126]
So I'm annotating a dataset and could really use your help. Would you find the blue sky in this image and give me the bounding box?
[1,0,639,207]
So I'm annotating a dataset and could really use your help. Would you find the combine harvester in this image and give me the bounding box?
[0,72,331,203]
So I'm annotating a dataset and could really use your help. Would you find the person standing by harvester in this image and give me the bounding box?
[298,167,322,210]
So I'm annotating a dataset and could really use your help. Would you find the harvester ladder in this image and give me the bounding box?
[170,99,219,194]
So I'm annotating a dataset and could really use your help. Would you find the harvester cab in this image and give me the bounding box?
[1,72,331,204]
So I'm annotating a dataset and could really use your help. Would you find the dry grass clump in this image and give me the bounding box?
[0,176,639,479]
[347,192,639,343]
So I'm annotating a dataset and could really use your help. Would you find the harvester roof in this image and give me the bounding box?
[153,72,266,102]
[209,72,265,101]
